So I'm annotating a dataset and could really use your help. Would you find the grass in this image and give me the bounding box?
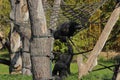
[0,50,9,74]
[0,62,114,80]
[0,50,114,80]
[0,64,9,74]
[65,61,113,80]
[81,69,113,80]
[0,74,32,80]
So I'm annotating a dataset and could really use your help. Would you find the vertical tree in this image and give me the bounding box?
[20,0,32,75]
[9,0,22,74]
[48,0,62,76]
[27,0,51,79]
[49,0,61,30]
[10,0,32,75]
[116,65,120,80]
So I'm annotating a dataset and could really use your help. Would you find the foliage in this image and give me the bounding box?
[52,0,120,55]
[53,40,68,53]
[0,0,119,79]
[0,0,10,37]
[101,0,120,51]
[54,0,120,53]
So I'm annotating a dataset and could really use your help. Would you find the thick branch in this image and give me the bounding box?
[78,6,120,79]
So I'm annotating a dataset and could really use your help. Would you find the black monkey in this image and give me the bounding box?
[116,0,120,3]
[15,0,20,4]
[52,42,73,79]
[53,21,81,42]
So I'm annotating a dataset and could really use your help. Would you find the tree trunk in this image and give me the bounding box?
[116,67,120,80]
[19,0,32,75]
[9,0,22,74]
[77,54,84,79]
[49,0,61,76]
[77,6,120,79]
[27,0,51,79]
[49,0,61,30]
[42,0,47,9]
[112,63,120,80]
[22,36,32,75]
[10,0,32,75]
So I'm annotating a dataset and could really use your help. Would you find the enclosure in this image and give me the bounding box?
[0,0,120,80]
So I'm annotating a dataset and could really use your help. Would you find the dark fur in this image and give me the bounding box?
[52,21,80,79]
[52,43,73,79]
[53,21,80,42]
[0,58,10,66]
[116,0,120,3]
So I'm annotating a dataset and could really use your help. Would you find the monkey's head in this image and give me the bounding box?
[53,21,81,42]
[68,21,81,37]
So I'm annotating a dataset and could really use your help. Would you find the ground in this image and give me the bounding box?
[0,51,118,80]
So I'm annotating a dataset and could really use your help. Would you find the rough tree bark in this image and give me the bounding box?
[49,0,61,30]
[113,54,120,80]
[116,67,120,80]
[42,0,47,8]
[9,0,22,74]
[48,0,62,76]
[27,0,51,79]
[9,0,31,75]
[77,5,120,79]
[19,0,32,75]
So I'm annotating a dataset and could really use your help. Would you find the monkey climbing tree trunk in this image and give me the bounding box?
[27,0,51,79]
[77,5,120,79]
[9,0,22,74]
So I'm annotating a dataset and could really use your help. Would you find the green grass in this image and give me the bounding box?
[65,62,113,80]
[0,51,114,80]
[65,63,78,80]
[0,50,9,74]
[0,74,32,80]
[0,64,9,74]
[81,69,113,80]
[0,62,114,80]
[0,49,9,60]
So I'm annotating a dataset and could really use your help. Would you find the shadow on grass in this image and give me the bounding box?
[0,50,9,60]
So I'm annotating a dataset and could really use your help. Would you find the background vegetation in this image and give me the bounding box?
[0,0,10,37]
[0,0,119,80]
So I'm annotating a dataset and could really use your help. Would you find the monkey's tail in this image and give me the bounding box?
[0,58,10,66]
